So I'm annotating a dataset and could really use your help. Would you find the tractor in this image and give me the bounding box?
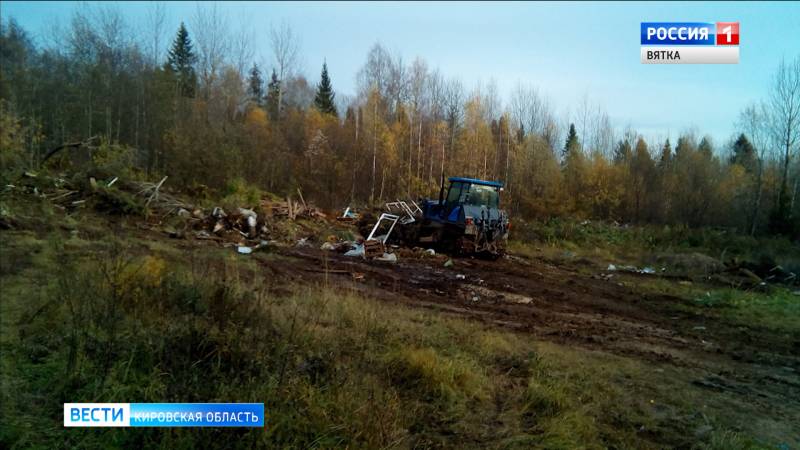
[413,176,510,257]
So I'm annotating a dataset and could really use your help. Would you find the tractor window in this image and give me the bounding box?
[446,182,464,205]
[465,184,499,208]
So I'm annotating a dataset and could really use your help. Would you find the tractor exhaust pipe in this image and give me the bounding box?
[438,172,445,205]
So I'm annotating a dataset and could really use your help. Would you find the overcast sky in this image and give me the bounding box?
[3,1,799,147]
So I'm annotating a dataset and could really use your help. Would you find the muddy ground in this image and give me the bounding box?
[249,244,800,445]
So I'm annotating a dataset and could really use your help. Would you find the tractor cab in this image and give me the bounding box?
[427,177,503,225]
[442,178,501,222]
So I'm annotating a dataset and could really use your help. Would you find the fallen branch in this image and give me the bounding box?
[41,136,99,164]
[145,176,168,208]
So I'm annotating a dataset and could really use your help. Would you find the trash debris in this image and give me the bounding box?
[320,242,336,251]
[456,274,466,280]
[444,259,454,268]
[366,213,400,243]
[384,200,421,224]
[376,252,397,262]
[339,206,359,221]
[363,239,385,258]
[607,263,659,275]
[262,195,325,220]
[424,248,436,256]
[237,246,253,254]
[344,243,365,257]
[296,237,311,247]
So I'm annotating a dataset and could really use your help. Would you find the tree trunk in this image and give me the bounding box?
[370,101,377,204]
[749,161,764,236]
[417,119,422,181]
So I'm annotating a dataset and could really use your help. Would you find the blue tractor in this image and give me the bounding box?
[413,176,510,257]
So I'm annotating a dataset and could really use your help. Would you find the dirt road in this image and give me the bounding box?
[262,246,800,445]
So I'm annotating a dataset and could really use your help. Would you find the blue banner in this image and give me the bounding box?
[641,22,716,46]
[65,403,264,427]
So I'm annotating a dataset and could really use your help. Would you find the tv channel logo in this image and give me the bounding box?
[640,22,739,64]
[64,403,265,427]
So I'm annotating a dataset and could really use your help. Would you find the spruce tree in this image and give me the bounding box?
[730,133,756,171]
[563,123,579,161]
[313,62,337,116]
[248,63,264,105]
[165,23,197,98]
[698,136,713,157]
[659,138,672,167]
[614,139,633,164]
[265,69,281,121]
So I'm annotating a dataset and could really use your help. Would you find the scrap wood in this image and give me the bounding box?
[302,268,352,274]
[363,239,385,258]
[47,190,77,202]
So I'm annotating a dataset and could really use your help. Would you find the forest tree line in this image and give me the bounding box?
[1,5,798,237]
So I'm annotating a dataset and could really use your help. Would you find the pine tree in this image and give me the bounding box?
[562,123,579,161]
[265,69,281,121]
[165,23,197,98]
[247,63,264,105]
[313,62,337,116]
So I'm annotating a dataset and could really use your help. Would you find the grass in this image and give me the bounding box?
[689,287,800,334]
[0,226,691,449]
[1,193,796,449]
[511,217,800,273]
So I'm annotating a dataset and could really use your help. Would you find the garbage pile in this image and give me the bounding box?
[602,253,798,288]
[189,206,266,244]
[6,171,476,264]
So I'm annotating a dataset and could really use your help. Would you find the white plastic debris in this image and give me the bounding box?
[607,264,617,271]
[238,207,256,217]
[641,267,656,274]
[341,206,357,219]
[377,252,398,262]
[424,249,436,255]
[456,274,466,280]
[320,242,336,251]
[237,246,253,255]
[344,243,365,257]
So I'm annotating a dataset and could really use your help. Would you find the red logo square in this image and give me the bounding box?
[716,22,739,45]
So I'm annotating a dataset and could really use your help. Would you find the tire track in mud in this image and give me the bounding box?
[261,246,800,432]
